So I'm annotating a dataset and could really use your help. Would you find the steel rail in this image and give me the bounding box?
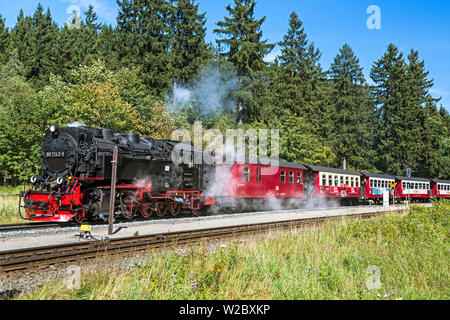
[0,222,62,233]
[0,207,408,277]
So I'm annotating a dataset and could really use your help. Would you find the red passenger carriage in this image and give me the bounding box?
[394,176,431,200]
[430,179,450,199]
[360,172,396,201]
[305,165,361,201]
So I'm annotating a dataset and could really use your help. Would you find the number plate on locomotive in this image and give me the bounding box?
[46,151,65,158]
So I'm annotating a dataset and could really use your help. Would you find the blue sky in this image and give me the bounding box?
[1,0,449,111]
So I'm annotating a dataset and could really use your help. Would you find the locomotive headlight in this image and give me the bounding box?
[56,176,64,185]
[30,175,41,184]
[50,125,56,132]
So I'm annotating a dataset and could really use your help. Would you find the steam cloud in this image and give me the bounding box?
[166,64,238,116]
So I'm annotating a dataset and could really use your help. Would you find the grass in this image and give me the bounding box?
[0,195,23,224]
[0,185,27,194]
[16,200,449,300]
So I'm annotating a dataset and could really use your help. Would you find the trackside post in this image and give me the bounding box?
[109,146,118,235]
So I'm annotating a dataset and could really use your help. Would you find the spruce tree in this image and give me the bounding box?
[329,44,376,170]
[0,15,9,63]
[275,12,332,144]
[169,0,211,85]
[116,0,172,95]
[85,5,102,33]
[214,0,274,123]
[9,10,34,79]
[371,44,421,175]
[214,0,273,76]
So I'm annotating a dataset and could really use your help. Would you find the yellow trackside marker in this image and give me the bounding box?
[80,225,91,232]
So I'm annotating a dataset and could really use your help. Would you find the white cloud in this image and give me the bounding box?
[264,49,281,63]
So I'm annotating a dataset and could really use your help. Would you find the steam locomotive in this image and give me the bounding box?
[20,124,215,223]
[19,125,450,223]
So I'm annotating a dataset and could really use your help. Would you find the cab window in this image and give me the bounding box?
[289,171,294,184]
[296,172,302,184]
[280,170,286,184]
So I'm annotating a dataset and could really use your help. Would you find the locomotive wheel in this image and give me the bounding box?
[156,201,168,217]
[140,204,153,219]
[191,208,200,216]
[74,210,86,224]
[169,201,182,217]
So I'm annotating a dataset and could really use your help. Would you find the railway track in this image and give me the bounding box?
[0,206,409,278]
[0,222,62,233]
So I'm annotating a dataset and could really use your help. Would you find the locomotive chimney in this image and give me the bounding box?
[102,129,114,141]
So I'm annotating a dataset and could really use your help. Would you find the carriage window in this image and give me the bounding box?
[328,175,333,186]
[340,176,344,186]
[297,172,302,184]
[243,167,250,182]
[402,182,405,189]
[345,176,349,186]
[256,167,262,182]
[356,177,359,188]
[322,174,326,186]
[415,183,418,189]
[370,180,373,188]
[438,184,440,191]
[334,175,339,187]
[350,177,354,187]
[289,171,294,184]
[281,170,286,184]
[407,182,410,189]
